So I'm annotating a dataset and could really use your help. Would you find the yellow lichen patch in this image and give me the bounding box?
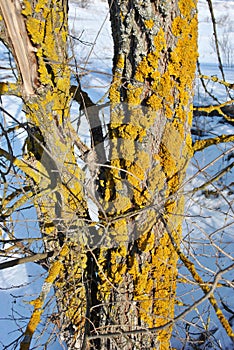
[137,229,155,252]
[185,134,194,158]
[147,94,162,111]
[162,123,183,160]
[59,244,70,257]
[187,107,194,126]
[45,261,63,283]
[128,254,139,277]
[179,0,197,18]
[172,118,184,138]
[135,57,152,82]
[34,0,50,13]
[26,18,44,43]
[110,262,127,284]
[145,19,155,29]
[120,139,135,162]
[116,54,125,70]
[114,193,132,214]
[23,0,70,90]
[152,71,174,103]
[153,27,167,57]
[165,199,177,214]
[159,145,177,179]
[127,163,145,189]
[29,298,43,309]
[151,234,178,322]
[97,245,128,299]
[109,218,129,242]
[43,14,58,61]
[64,286,86,326]
[138,110,157,129]
[147,163,165,193]
[0,82,19,95]
[127,84,143,105]
[109,81,121,104]
[172,16,186,36]
[169,15,198,97]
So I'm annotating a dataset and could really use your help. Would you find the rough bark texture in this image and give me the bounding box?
[88,1,198,349]
[0,1,198,349]
[1,1,90,349]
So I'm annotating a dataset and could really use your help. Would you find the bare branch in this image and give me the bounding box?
[0,251,53,270]
[191,161,234,193]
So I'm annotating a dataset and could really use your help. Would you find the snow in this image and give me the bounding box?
[0,0,234,349]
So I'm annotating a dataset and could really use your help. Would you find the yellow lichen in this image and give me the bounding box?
[147,94,162,110]
[21,1,32,16]
[97,2,198,347]
[153,27,167,55]
[137,230,155,252]
[179,0,197,18]
[29,298,43,309]
[45,261,63,283]
[145,19,154,29]
[127,84,143,105]
[26,18,44,43]
[135,57,152,82]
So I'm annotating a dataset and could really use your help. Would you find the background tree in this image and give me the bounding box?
[0,0,233,349]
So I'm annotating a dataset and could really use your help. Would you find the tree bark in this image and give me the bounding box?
[87,1,198,349]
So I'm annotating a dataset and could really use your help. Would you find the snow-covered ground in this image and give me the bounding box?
[0,0,233,349]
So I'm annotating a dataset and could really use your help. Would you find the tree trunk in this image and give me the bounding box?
[87,1,198,349]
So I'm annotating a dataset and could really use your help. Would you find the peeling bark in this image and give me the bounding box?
[0,0,38,96]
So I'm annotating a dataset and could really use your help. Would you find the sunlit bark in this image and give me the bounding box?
[88,1,198,349]
[1,1,90,349]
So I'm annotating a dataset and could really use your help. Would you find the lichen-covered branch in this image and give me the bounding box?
[193,134,234,152]
[0,82,21,96]
[199,74,234,90]
[162,216,234,340]
[1,1,91,348]
[194,100,234,122]
[20,245,70,350]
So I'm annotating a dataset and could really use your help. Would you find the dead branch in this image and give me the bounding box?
[0,251,53,270]
[0,0,38,96]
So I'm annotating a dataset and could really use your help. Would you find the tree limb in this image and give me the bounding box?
[0,82,21,97]
[191,161,234,193]
[193,100,234,123]
[193,134,234,152]
[198,74,234,90]
[0,251,54,270]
